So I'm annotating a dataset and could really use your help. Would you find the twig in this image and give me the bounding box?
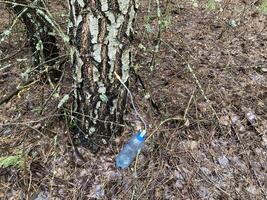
[0,79,39,106]
[26,166,32,200]
[64,110,86,164]
[0,3,29,45]
[198,169,231,198]
[40,70,64,114]
[189,152,232,198]
[0,41,26,62]
[183,90,195,120]
[0,54,67,106]
[149,0,162,70]
[147,117,184,141]
[186,64,222,137]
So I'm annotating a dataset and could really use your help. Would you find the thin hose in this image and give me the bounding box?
[114,72,147,132]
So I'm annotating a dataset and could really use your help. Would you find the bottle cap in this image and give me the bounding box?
[136,131,145,141]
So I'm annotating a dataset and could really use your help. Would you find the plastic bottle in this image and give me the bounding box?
[116,130,146,169]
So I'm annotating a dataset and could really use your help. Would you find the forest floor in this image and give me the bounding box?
[0,0,267,199]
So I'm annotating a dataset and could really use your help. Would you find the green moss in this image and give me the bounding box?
[207,0,217,11]
[259,1,267,14]
[0,151,24,168]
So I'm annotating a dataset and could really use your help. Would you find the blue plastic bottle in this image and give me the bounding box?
[116,130,146,169]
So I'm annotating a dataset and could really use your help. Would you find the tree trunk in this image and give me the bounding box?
[8,0,59,66]
[69,0,137,152]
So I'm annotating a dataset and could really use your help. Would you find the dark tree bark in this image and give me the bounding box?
[8,0,59,66]
[69,0,137,152]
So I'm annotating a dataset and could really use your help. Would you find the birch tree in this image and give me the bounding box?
[69,0,137,151]
[5,0,138,152]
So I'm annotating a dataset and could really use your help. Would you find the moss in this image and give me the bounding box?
[0,151,24,168]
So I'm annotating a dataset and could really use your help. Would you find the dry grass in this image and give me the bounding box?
[0,0,266,199]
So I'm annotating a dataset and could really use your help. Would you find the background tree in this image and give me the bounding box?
[7,0,59,66]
